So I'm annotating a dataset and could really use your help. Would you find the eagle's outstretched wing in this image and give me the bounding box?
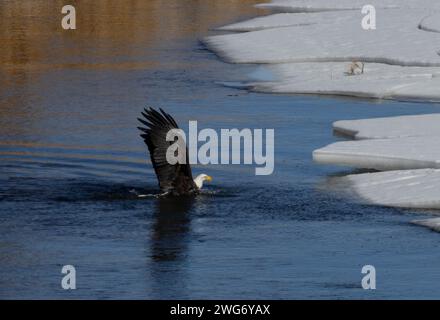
[137,107,197,194]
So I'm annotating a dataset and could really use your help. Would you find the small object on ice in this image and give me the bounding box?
[345,60,364,76]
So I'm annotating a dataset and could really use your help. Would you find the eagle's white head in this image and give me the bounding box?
[194,174,212,189]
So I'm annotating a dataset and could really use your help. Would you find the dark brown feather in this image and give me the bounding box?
[137,107,198,195]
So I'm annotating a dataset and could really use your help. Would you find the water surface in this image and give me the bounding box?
[1,0,440,299]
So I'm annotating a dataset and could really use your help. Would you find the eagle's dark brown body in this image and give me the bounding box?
[137,108,199,196]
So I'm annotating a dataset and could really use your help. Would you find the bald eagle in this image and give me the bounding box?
[137,107,212,196]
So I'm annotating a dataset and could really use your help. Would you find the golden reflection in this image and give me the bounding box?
[0,0,264,70]
[0,0,265,144]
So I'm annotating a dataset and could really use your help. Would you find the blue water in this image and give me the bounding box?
[1,0,440,299]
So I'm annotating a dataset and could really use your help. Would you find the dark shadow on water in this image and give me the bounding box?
[148,196,195,298]
[332,128,357,140]
[324,168,379,178]
[150,196,195,262]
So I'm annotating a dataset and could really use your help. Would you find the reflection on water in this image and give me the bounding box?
[151,197,194,262]
[148,197,194,298]
[0,0,262,69]
[0,0,263,147]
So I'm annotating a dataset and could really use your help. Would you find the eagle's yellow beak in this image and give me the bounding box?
[205,175,213,182]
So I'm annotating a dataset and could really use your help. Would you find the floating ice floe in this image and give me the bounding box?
[255,0,440,12]
[315,113,440,211]
[205,9,440,66]
[314,113,440,171]
[313,136,440,171]
[412,217,440,232]
[206,1,440,101]
[247,62,440,101]
[333,114,440,139]
[216,12,352,32]
[342,169,440,209]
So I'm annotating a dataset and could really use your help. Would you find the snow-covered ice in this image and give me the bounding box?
[205,9,440,66]
[314,113,440,171]
[333,114,440,139]
[255,0,384,12]
[412,217,440,232]
[313,136,440,171]
[314,113,440,212]
[246,63,440,101]
[419,14,440,33]
[343,169,440,209]
[255,0,440,12]
[216,12,352,32]
[206,1,440,101]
